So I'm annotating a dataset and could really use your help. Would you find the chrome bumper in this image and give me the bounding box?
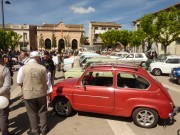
[169,107,179,119]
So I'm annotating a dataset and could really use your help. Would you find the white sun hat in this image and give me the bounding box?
[30,51,40,58]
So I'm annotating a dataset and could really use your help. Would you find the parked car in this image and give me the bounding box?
[170,67,180,85]
[149,55,180,76]
[64,57,118,78]
[80,55,109,67]
[80,52,100,63]
[108,51,129,59]
[145,54,170,69]
[117,53,148,66]
[50,63,178,128]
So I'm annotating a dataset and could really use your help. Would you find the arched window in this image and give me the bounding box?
[45,38,51,49]
[58,39,65,52]
[72,39,78,50]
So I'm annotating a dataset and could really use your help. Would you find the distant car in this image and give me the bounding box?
[80,55,109,67]
[64,57,118,79]
[51,63,178,128]
[80,53,100,63]
[145,54,170,69]
[63,57,74,71]
[108,52,129,59]
[118,53,148,66]
[150,55,180,76]
[170,67,180,85]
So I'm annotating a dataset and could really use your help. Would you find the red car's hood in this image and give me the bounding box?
[53,78,79,92]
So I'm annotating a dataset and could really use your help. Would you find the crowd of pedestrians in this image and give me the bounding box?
[0,48,82,135]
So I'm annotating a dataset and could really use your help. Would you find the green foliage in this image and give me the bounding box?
[118,30,132,49]
[52,33,57,49]
[39,34,45,49]
[64,35,70,47]
[140,7,180,54]
[0,30,22,51]
[99,29,145,50]
[130,28,146,48]
[80,32,86,47]
[99,30,119,47]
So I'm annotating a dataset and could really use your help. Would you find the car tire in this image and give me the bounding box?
[153,68,161,76]
[53,98,72,117]
[140,61,145,67]
[177,76,180,85]
[132,108,158,128]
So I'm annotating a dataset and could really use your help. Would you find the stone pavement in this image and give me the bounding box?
[2,70,114,135]
[1,70,67,135]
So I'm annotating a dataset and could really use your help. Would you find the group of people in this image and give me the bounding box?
[0,48,82,135]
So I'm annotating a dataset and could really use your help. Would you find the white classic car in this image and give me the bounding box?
[117,53,148,66]
[149,55,180,76]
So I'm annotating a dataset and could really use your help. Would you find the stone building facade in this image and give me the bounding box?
[37,21,84,52]
[89,22,121,46]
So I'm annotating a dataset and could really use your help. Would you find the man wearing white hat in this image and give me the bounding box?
[17,51,48,135]
[0,53,13,135]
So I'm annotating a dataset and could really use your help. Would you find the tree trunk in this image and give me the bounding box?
[164,45,167,54]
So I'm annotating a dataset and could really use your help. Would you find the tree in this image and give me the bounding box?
[0,29,6,50]
[99,30,119,48]
[155,7,180,54]
[140,7,180,54]
[52,32,57,49]
[64,35,70,48]
[6,31,22,51]
[140,14,156,50]
[80,32,86,47]
[39,34,45,50]
[0,30,22,51]
[118,30,132,50]
[130,28,147,52]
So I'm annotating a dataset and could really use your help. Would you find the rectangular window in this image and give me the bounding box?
[117,73,150,89]
[83,71,113,87]
[135,53,143,58]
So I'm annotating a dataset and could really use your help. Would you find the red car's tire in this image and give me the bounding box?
[132,108,158,128]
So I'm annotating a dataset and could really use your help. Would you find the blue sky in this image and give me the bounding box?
[2,0,180,36]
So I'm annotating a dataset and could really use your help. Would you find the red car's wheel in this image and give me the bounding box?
[53,98,72,117]
[132,108,158,128]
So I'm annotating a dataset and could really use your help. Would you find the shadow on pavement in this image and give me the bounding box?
[46,109,66,133]
[8,100,66,135]
[77,111,133,123]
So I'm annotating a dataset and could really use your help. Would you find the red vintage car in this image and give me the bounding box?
[50,63,178,128]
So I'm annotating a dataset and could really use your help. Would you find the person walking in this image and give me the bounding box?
[41,51,55,86]
[0,53,14,135]
[18,50,30,66]
[17,51,48,135]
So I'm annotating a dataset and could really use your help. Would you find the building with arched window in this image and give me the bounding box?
[37,21,84,52]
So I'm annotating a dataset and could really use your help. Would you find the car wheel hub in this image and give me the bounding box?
[55,101,68,115]
[136,110,155,126]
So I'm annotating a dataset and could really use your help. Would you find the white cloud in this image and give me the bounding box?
[70,6,95,14]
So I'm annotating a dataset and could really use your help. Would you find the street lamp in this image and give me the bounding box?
[1,0,10,52]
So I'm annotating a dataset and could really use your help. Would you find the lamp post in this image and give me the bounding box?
[1,0,10,52]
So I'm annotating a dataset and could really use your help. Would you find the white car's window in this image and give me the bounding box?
[135,53,143,58]
[166,58,179,64]
[127,54,134,58]
[117,73,150,90]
